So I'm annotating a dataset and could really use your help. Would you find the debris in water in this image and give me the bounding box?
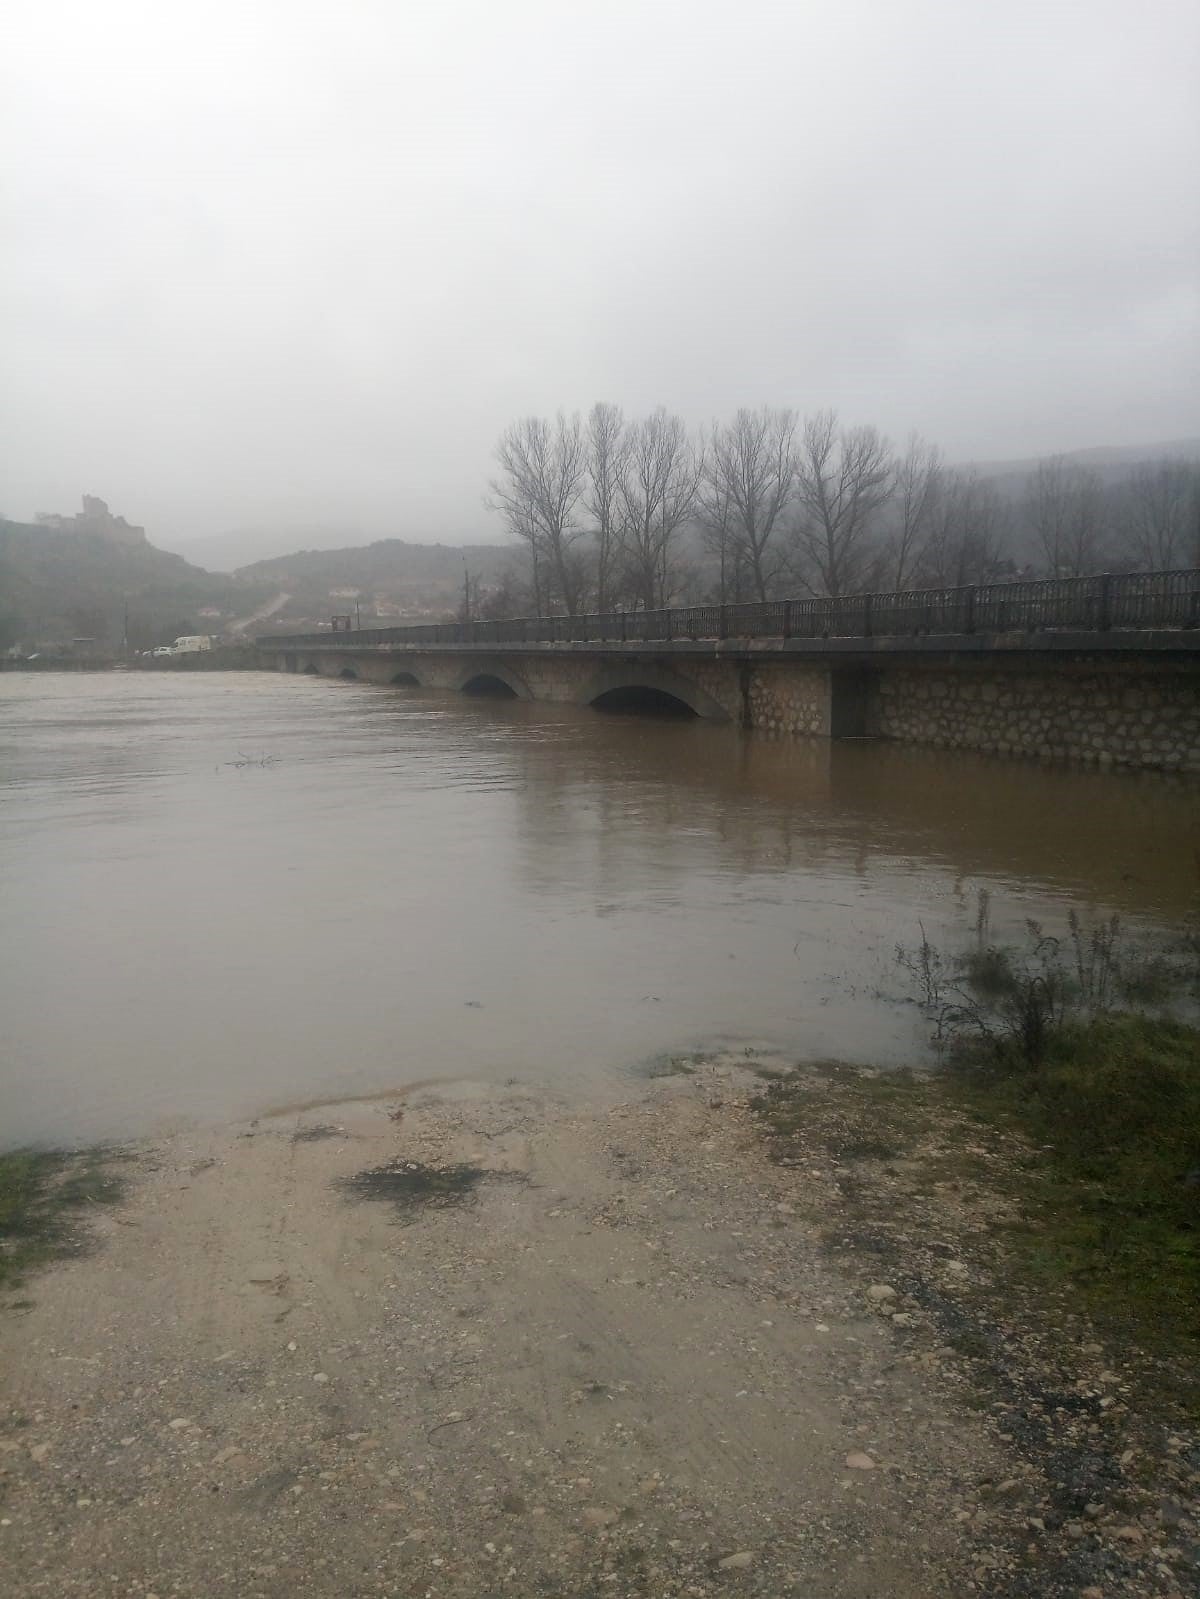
[291,1124,344,1143]
[337,1160,521,1217]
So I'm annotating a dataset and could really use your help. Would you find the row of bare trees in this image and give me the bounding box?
[487,406,1200,616]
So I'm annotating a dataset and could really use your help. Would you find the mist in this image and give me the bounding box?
[2,0,1197,553]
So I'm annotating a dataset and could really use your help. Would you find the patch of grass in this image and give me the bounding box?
[751,1017,1200,1367]
[0,1148,128,1292]
[337,1159,521,1218]
[749,1065,924,1163]
[954,1014,1200,1348]
[830,1135,901,1162]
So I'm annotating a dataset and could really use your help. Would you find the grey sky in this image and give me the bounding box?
[3,0,1198,553]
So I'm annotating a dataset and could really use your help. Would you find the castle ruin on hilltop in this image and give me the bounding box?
[35,496,146,548]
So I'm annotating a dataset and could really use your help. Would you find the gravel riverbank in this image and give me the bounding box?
[0,1055,1195,1597]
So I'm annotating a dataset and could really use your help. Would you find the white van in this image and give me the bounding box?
[172,636,213,654]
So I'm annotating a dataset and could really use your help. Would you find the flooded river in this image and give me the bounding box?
[2,671,1197,1146]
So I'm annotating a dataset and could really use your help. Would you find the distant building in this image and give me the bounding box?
[35,496,146,549]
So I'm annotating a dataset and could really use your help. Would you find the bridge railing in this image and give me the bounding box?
[262,567,1200,650]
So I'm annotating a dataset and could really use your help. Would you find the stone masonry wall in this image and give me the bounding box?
[271,648,1200,774]
[872,666,1200,773]
[745,663,830,736]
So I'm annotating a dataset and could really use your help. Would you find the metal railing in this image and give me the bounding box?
[262,568,1200,650]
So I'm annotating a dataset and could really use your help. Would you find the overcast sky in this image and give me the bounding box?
[2,0,1198,553]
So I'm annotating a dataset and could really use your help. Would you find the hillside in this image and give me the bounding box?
[966,437,1200,484]
[236,538,520,634]
[0,518,269,653]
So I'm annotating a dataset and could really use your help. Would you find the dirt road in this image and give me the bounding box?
[227,590,291,634]
[0,1060,1181,1597]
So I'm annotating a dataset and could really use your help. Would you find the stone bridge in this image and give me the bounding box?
[260,571,1200,773]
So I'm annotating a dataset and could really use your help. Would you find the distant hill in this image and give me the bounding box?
[963,438,1200,490]
[0,515,270,653]
[164,523,505,573]
[237,538,521,634]
[163,524,374,572]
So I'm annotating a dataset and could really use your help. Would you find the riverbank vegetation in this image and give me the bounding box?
[0,1148,127,1293]
[928,901,1196,1342]
[875,898,1200,1359]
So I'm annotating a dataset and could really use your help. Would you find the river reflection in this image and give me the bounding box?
[1,672,1196,1145]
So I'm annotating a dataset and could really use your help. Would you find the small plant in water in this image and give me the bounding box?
[898,889,1199,1071]
[899,894,1142,1068]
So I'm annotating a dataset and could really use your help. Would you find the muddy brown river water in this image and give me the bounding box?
[2,670,1197,1146]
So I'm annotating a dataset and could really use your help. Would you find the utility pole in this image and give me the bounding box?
[462,557,471,625]
[355,598,361,631]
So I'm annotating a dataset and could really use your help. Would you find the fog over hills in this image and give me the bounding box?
[156,437,1200,576]
[968,438,1200,488]
[5,433,1196,652]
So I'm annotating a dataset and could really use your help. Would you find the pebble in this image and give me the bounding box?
[845,1452,876,1470]
[866,1284,896,1303]
[581,1506,618,1528]
[312,1372,330,1384]
[167,1418,192,1430]
[718,1551,755,1571]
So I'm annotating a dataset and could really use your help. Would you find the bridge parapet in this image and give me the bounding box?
[260,568,1200,653]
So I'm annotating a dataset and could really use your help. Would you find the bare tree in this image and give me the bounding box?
[1025,455,1107,576]
[616,410,702,610]
[476,561,532,621]
[1114,458,1200,569]
[792,411,893,595]
[887,433,942,590]
[915,469,1011,587]
[702,407,796,602]
[487,413,587,615]
[584,402,626,614]
[696,453,745,603]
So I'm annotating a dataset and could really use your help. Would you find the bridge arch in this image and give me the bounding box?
[301,662,321,675]
[576,663,729,722]
[450,659,533,701]
[390,669,423,687]
[337,665,359,680]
